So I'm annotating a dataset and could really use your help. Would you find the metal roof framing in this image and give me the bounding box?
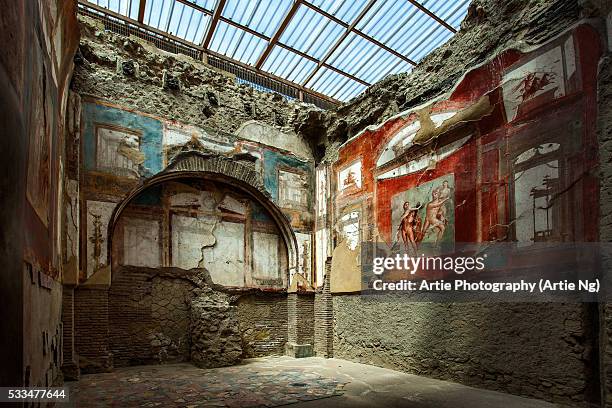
[79,0,467,102]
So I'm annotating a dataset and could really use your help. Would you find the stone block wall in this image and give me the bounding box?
[332,295,598,406]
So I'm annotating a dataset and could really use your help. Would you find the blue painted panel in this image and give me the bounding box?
[262,149,312,202]
[82,102,163,177]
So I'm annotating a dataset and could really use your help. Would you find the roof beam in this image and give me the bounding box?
[406,0,456,33]
[255,0,302,69]
[137,0,146,23]
[201,0,226,49]
[301,0,377,87]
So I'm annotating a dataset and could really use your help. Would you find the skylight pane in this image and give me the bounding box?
[143,0,172,31]
[356,0,409,35]
[127,0,140,19]
[327,33,374,72]
[209,21,267,65]
[308,67,354,96]
[223,0,293,38]
[440,0,471,29]
[406,23,451,62]
[280,6,345,60]
[263,47,317,83]
[187,11,210,44]
[326,75,354,98]
[383,7,432,53]
[309,0,369,24]
[192,0,216,10]
[166,2,204,39]
[360,51,403,84]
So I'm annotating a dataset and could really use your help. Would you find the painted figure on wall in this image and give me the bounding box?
[392,174,455,247]
[396,201,422,252]
[421,185,452,243]
[338,161,362,192]
[502,45,567,122]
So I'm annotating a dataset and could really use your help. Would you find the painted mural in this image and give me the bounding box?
[278,168,309,210]
[391,174,455,249]
[338,160,362,193]
[80,100,316,287]
[114,179,287,288]
[327,26,601,293]
[501,38,577,122]
[85,200,116,278]
[95,125,142,178]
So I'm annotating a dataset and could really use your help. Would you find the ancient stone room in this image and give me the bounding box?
[4,0,612,406]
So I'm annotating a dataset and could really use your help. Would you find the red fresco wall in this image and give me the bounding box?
[333,24,602,246]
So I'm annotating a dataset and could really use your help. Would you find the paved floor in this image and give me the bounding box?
[68,356,556,408]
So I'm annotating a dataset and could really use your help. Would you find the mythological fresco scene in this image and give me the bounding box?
[3,0,612,407]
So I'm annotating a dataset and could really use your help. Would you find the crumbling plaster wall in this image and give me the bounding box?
[72,15,316,150]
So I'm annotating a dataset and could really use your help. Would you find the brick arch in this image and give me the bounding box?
[107,151,298,281]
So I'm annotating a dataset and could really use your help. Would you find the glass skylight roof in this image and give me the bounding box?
[82,0,470,102]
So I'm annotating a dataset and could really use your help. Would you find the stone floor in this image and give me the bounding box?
[68,356,556,408]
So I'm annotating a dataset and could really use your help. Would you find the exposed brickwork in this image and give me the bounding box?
[167,152,268,198]
[314,259,333,358]
[108,269,157,367]
[237,293,288,357]
[61,287,79,379]
[288,293,315,345]
[75,266,291,371]
[74,287,112,373]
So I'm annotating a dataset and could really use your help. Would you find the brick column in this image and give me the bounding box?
[61,286,79,380]
[74,287,113,373]
[286,291,315,358]
[314,258,333,358]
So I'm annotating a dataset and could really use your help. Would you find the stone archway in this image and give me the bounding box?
[107,151,299,281]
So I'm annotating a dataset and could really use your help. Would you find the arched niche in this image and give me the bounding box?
[106,152,298,287]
